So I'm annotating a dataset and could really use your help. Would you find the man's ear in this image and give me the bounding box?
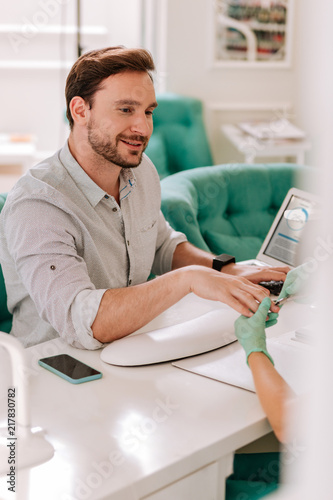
[70,96,89,126]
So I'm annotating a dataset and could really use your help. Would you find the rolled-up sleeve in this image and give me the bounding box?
[70,289,107,349]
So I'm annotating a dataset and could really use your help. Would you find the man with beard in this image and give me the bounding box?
[0,47,288,349]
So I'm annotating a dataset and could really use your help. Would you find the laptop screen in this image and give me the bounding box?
[262,192,317,267]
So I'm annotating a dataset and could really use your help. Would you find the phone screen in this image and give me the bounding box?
[38,354,102,383]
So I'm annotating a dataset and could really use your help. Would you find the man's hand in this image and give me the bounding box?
[184,265,279,317]
[234,296,276,365]
[221,262,290,284]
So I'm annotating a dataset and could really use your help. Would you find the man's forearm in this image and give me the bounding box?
[92,267,190,343]
[172,241,213,269]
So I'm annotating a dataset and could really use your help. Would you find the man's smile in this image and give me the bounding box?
[119,135,148,151]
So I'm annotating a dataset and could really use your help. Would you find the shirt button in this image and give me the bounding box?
[129,279,132,285]
[104,194,109,199]
[112,207,117,212]
[127,240,130,246]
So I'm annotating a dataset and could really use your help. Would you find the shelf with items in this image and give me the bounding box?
[212,0,293,67]
[226,1,287,25]
[0,134,37,174]
[224,28,286,60]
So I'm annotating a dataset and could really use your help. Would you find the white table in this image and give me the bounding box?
[0,297,315,500]
[222,124,312,165]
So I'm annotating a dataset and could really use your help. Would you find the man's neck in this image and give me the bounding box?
[68,134,121,203]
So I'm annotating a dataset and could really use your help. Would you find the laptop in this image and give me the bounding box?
[242,187,318,270]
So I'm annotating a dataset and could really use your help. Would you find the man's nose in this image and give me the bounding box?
[130,112,152,137]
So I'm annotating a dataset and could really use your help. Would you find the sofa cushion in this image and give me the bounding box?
[204,231,263,261]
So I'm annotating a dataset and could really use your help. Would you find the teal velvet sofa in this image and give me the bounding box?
[161,163,309,262]
[145,93,213,179]
[0,193,12,333]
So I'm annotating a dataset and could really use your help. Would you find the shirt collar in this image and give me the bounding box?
[59,141,137,208]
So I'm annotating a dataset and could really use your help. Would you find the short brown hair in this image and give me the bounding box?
[65,46,155,129]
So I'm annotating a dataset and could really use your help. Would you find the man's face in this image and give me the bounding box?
[86,71,157,168]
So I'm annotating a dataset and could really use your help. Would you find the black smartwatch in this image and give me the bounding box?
[212,253,236,271]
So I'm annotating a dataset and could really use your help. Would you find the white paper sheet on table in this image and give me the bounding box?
[172,332,312,395]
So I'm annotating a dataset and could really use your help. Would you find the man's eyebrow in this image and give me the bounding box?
[114,99,158,109]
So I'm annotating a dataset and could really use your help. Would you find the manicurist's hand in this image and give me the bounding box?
[234,296,276,364]
[183,265,278,317]
[222,262,290,284]
[277,263,308,300]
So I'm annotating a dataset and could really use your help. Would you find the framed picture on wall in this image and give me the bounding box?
[210,0,294,68]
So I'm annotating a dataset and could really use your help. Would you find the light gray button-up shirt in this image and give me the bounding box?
[0,142,186,349]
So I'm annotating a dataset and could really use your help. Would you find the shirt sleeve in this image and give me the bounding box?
[3,196,106,349]
[151,210,187,276]
[70,289,107,349]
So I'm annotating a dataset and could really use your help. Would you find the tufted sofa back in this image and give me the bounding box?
[161,163,309,261]
[0,193,12,333]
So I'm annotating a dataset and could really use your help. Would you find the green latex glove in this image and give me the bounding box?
[234,297,275,365]
[278,263,309,300]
